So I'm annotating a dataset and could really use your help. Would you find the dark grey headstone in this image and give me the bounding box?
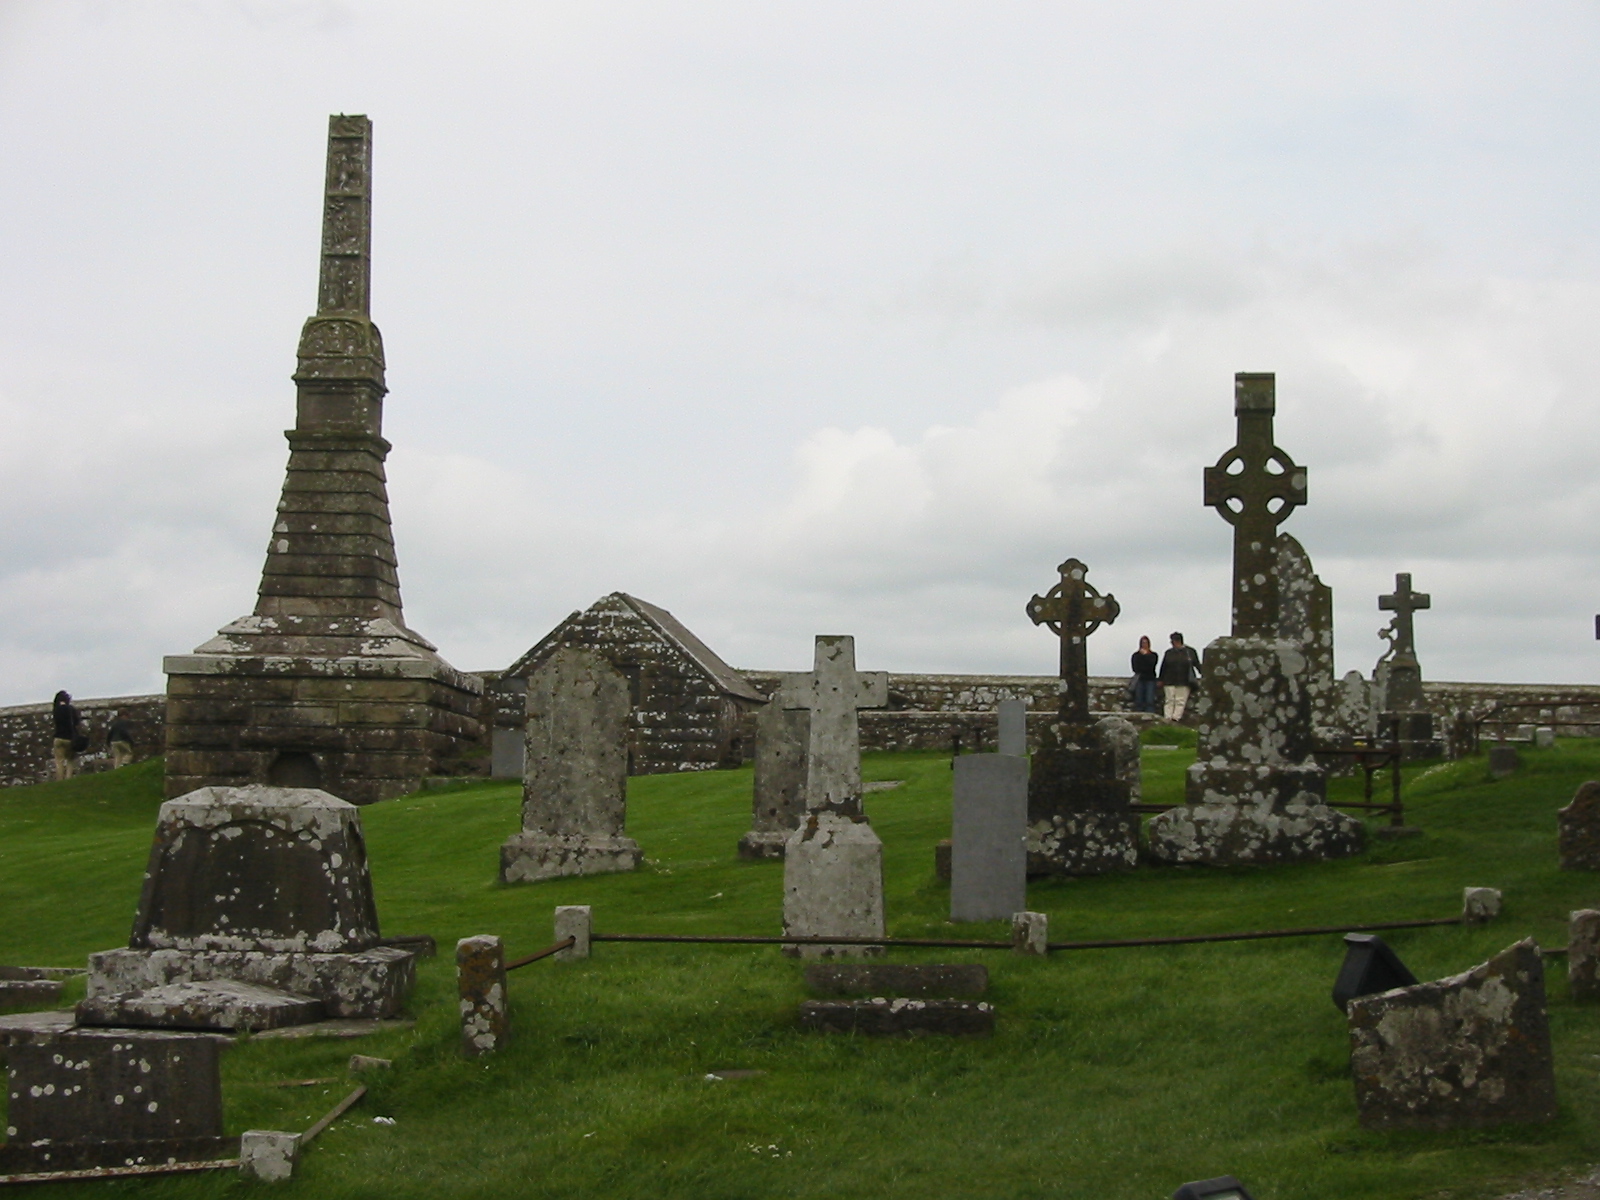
[1558,781,1600,870]
[798,998,994,1037]
[1348,938,1557,1130]
[951,755,1028,922]
[803,963,988,997]
[1489,745,1521,779]
[1569,909,1600,1001]
[997,699,1027,757]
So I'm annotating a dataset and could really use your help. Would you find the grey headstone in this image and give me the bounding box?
[950,755,1028,923]
[1348,939,1557,1129]
[797,998,994,1037]
[1535,726,1556,749]
[1489,745,1521,779]
[997,699,1027,757]
[737,702,809,859]
[490,727,526,780]
[500,647,641,883]
[1332,669,1375,738]
[804,963,988,997]
[1276,533,1336,728]
[1569,909,1600,1001]
[1558,780,1600,870]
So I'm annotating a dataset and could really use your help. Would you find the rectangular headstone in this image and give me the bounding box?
[997,699,1027,757]
[950,755,1028,923]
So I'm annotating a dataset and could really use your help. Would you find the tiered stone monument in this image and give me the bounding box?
[500,648,642,883]
[162,115,480,805]
[737,700,809,859]
[78,784,416,1031]
[1375,573,1442,759]
[1023,558,1136,874]
[780,636,890,957]
[1148,373,1363,865]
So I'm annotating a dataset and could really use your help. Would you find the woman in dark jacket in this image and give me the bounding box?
[1130,636,1159,713]
[51,690,81,781]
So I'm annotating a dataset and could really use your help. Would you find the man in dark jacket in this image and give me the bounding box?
[107,711,135,769]
[51,690,81,780]
[1157,633,1202,722]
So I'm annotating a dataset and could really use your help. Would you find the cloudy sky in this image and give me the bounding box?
[1,1,1598,705]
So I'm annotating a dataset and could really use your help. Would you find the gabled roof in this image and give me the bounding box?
[504,592,766,704]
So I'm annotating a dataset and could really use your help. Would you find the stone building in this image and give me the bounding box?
[491,593,766,776]
[161,116,480,804]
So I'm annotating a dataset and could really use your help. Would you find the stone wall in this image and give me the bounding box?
[0,694,165,788]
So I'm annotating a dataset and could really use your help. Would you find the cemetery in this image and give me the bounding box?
[6,116,1600,1200]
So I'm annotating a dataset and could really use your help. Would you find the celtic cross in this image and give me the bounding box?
[1027,558,1119,725]
[1204,373,1307,638]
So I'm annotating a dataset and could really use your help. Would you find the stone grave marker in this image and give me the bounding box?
[997,698,1027,757]
[1148,373,1362,866]
[456,935,508,1057]
[737,700,809,859]
[950,752,1028,923]
[780,636,890,957]
[1277,533,1336,731]
[1348,938,1557,1129]
[1374,573,1442,758]
[1023,557,1137,874]
[79,785,416,1032]
[1535,726,1556,749]
[1568,909,1600,1001]
[1489,744,1521,779]
[1094,714,1141,802]
[500,647,642,883]
[1558,780,1600,870]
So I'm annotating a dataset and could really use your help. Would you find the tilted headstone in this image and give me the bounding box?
[1374,573,1441,757]
[1276,533,1336,731]
[0,1029,228,1173]
[1569,909,1600,1001]
[737,701,810,859]
[79,786,416,1031]
[1148,373,1362,866]
[1023,558,1137,874]
[780,636,890,957]
[500,648,642,883]
[950,754,1028,922]
[1348,939,1557,1129]
[1558,780,1600,870]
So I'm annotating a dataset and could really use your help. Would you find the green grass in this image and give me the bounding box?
[6,745,1600,1198]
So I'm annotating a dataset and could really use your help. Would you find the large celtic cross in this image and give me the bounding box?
[1027,558,1119,725]
[1204,373,1307,638]
[1379,573,1430,666]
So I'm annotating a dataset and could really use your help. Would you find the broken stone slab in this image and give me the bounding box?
[782,814,885,958]
[1348,938,1557,1130]
[85,946,414,1020]
[803,963,988,997]
[76,980,324,1032]
[0,979,62,1012]
[0,1028,230,1174]
[249,1017,413,1041]
[456,935,507,1058]
[797,997,994,1037]
[347,1054,391,1071]
[1093,714,1142,802]
[239,1130,301,1182]
[1012,911,1048,956]
[1558,781,1600,871]
[0,1009,75,1048]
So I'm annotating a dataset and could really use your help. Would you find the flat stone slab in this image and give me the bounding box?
[251,1017,415,1040]
[0,1009,75,1046]
[76,980,325,1032]
[0,979,63,1011]
[804,963,988,997]
[798,998,994,1037]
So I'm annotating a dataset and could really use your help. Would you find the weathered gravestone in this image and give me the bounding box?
[500,648,642,883]
[1374,573,1442,759]
[1348,938,1557,1130]
[949,732,1028,922]
[0,1028,228,1172]
[780,636,890,957]
[79,785,415,1031]
[1148,373,1362,866]
[1094,714,1141,802]
[1023,558,1136,874]
[161,115,480,805]
[1330,670,1376,739]
[737,700,809,859]
[456,935,508,1057]
[1558,780,1600,870]
[1489,744,1522,779]
[1568,909,1600,1001]
[1276,533,1337,732]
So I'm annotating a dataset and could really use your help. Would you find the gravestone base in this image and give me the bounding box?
[498,832,643,883]
[1380,711,1443,762]
[82,947,415,1022]
[736,830,790,860]
[77,980,325,1032]
[782,815,884,958]
[1026,810,1140,875]
[798,998,994,1036]
[1148,768,1363,865]
[1025,729,1136,875]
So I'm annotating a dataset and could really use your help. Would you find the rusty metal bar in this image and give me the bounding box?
[302,1085,366,1146]
[506,936,575,971]
[1045,916,1461,951]
[593,933,1012,948]
[0,1159,240,1186]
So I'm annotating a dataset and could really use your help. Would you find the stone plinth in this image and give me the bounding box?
[1026,720,1136,875]
[1149,637,1361,865]
[804,963,988,997]
[1558,781,1600,870]
[798,998,994,1037]
[500,648,641,884]
[0,1029,229,1173]
[951,754,1028,922]
[738,702,808,859]
[783,814,884,958]
[1348,939,1557,1130]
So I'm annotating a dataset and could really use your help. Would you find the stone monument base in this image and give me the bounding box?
[499,832,643,884]
[736,830,791,860]
[1380,711,1443,762]
[782,815,885,958]
[1148,760,1363,864]
[1026,810,1139,875]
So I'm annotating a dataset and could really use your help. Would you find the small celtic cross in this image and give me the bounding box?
[1027,557,1119,724]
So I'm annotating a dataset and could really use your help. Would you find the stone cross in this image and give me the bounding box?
[1026,558,1119,725]
[777,636,889,816]
[1203,372,1307,637]
[1378,573,1430,666]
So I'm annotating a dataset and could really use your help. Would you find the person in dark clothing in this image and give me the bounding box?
[106,711,135,770]
[51,690,81,780]
[1157,632,1203,721]
[1130,636,1159,713]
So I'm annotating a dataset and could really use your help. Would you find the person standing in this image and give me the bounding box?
[1158,633,1203,722]
[1130,636,1159,714]
[106,710,135,770]
[51,690,81,781]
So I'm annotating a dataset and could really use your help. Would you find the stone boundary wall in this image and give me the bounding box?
[6,675,1600,787]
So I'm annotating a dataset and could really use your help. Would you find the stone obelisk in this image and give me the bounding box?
[1147,373,1362,865]
[162,116,481,803]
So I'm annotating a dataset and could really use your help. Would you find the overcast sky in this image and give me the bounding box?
[2,1,1598,706]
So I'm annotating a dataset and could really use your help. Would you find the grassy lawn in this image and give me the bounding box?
[5,741,1600,1198]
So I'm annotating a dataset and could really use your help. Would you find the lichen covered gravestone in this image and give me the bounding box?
[1276,533,1336,732]
[79,785,414,1031]
[1568,909,1600,1001]
[500,648,642,883]
[1148,373,1362,866]
[1348,938,1557,1130]
[737,700,809,859]
[1558,781,1600,870]
[456,935,508,1057]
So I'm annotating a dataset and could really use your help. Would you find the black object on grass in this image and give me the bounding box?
[1332,933,1419,1012]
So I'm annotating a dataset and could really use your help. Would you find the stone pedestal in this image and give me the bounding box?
[1026,721,1136,874]
[737,703,808,859]
[782,814,884,958]
[1149,637,1362,865]
[79,785,414,1032]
